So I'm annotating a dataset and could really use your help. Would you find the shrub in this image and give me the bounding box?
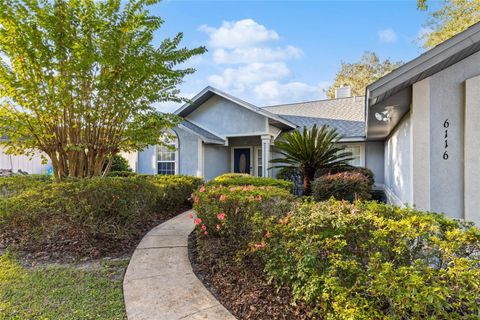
[258,200,480,319]
[107,170,137,177]
[0,175,53,198]
[208,173,293,191]
[0,175,202,257]
[110,154,132,172]
[312,171,372,202]
[192,184,295,249]
[140,175,203,210]
[316,165,375,186]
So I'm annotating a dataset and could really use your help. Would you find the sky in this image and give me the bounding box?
[150,0,440,112]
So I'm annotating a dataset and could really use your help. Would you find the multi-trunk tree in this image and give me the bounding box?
[0,0,206,181]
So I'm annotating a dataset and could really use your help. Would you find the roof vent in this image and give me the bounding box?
[335,86,352,99]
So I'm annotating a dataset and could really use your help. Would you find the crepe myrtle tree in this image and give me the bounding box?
[0,0,206,181]
[270,125,353,196]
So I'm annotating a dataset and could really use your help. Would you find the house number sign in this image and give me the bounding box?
[443,119,449,160]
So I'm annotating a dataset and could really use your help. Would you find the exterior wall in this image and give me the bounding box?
[137,127,201,176]
[0,147,51,174]
[365,141,385,186]
[204,145,230,181]
[407,50,480,220]
[176,128,201,177]
[187,95,268,137]
[384,114,412,206]
[426,52,480,219]
[137,145,157,174]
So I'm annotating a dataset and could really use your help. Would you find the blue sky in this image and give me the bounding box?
[151,0,439,111]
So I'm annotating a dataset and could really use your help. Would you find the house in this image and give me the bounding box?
[133,86,384,188]
[2,22,480,224]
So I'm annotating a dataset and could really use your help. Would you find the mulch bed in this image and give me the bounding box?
[1,206,189,264]
[188,233,314,320]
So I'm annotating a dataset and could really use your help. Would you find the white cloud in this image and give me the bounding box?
[199,19,328,105]
[254,81,330,105]
[378,28,397,43]
[213,46,303,65]
[199,19,279,49]
[208,62,290,92]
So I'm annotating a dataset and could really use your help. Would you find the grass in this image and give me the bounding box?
[0,253,127,320]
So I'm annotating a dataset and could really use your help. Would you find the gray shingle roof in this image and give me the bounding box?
[278,115,365,138]
[263,96,365,139]
[179,120,225,144]
[263,96,365,122]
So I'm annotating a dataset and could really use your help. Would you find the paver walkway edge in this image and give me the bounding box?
[123,210,236,320]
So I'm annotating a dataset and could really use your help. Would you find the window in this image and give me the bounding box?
[256,148,263,177]
[157,135,177,175]
[342,145,362,167]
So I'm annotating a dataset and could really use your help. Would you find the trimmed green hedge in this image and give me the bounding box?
[258,200,480,318]
[192,184,295,249]
[207,173,293,191]
[0,175,202,257]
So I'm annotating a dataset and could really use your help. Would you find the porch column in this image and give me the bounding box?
[261,135,272,178]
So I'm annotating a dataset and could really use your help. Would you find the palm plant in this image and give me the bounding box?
[270,125,353,196]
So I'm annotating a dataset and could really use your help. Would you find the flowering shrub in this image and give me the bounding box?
[192,184,295,248]
[257,200,480,318]
[312,171,372,202]
[207,173,293,191]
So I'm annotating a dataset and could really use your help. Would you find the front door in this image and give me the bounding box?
[233,148,251,174]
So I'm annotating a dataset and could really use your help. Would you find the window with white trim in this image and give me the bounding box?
[343,145,362,167]
[256,148,263,177]
[157,135,177,175]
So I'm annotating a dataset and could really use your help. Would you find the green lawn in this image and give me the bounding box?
[0,253,127,320]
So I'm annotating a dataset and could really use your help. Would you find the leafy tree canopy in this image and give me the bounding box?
[0,0,206,180]
[417,0,480,49]
[326,52,403,99]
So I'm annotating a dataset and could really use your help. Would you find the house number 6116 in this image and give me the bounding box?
[443,119,449,160]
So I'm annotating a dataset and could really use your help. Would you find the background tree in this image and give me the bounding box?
[326,52,403,99]
[417,0,480,49]
[270,125,353,196]
[0,0,206,181]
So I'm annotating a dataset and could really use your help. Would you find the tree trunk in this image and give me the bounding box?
[303,167,316,196]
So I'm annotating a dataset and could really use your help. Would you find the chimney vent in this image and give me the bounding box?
[335,86,352,99]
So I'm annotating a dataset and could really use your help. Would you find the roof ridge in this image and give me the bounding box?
[263,95,365,108]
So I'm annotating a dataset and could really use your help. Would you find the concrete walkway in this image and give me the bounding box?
[123,210,236,320]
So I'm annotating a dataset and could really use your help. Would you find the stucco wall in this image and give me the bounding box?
[176,128,201,177]
[204,145,230,181]
[365,141,384,186]
[425,51,480,219]
[187,95,267,136]
[137,145,157,174]
[384,115,412,206]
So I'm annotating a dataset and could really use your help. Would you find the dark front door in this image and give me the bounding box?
[233,148,251,174]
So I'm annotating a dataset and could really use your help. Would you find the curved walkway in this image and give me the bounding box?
[123,210,236,320]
